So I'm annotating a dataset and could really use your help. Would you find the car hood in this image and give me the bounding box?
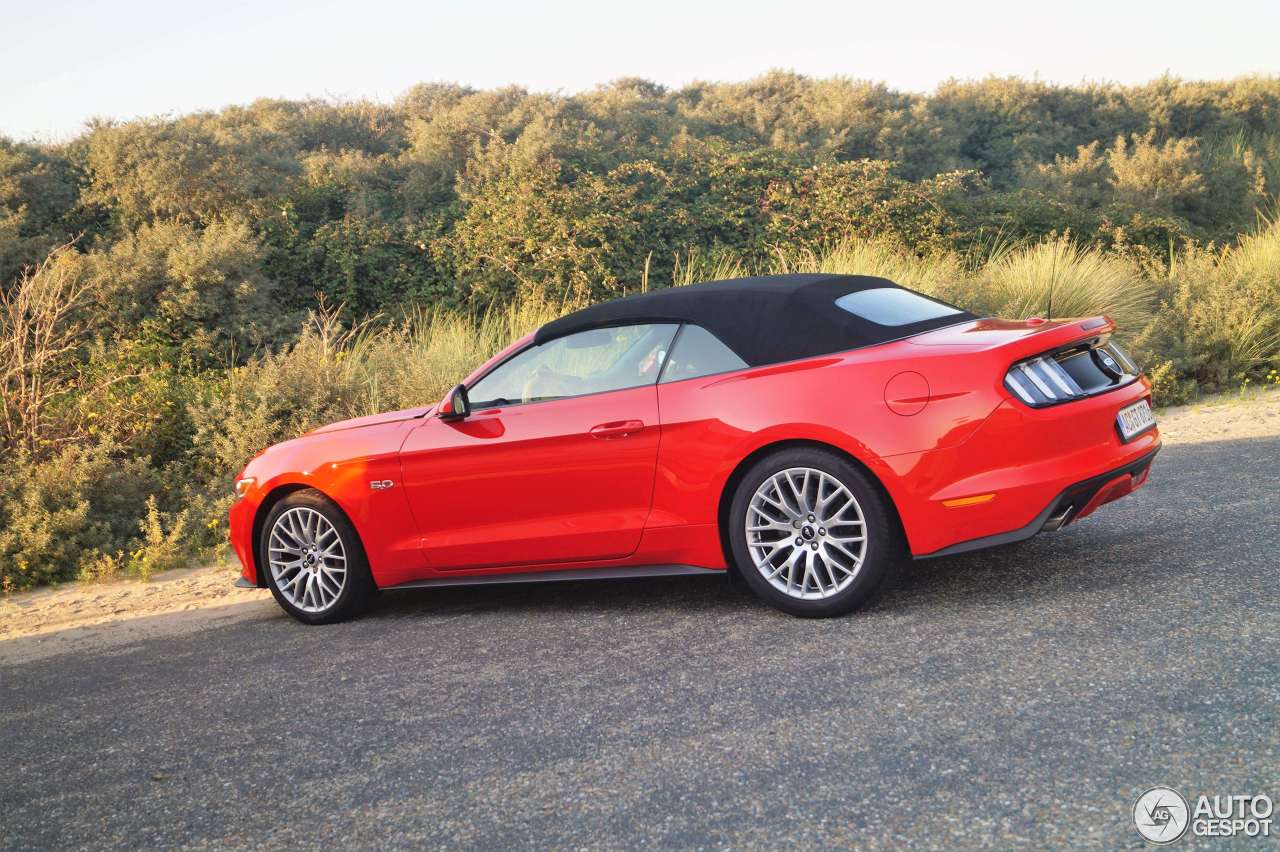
[304,405,434,436]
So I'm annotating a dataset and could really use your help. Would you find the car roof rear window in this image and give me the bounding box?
[834,287,963,326]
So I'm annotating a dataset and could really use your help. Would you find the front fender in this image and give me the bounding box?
[227,420,427,587]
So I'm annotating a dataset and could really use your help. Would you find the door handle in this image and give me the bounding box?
[589,419,645,439]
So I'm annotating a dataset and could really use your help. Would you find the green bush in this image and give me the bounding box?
[78,217,297,365]
[0,441,162,590]
[1132,220,1280,387]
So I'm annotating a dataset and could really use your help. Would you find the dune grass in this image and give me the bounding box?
[974,237,1154,332]
[1155,218,1280,383]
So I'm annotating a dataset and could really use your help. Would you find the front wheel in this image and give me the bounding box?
[729,448,898,618]
[260,489,376,625]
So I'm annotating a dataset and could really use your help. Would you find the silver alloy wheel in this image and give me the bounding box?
[745,467,867,600]
[268,507,347,613]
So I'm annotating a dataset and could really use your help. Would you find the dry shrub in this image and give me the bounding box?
[0,244,90,459]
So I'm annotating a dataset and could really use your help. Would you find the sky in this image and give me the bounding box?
[3,0,1279,141]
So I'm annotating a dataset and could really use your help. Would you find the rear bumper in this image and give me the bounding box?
[915,445,1158,559]
[890,378,1160,557]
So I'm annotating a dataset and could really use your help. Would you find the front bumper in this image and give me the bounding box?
[229,491,262,587]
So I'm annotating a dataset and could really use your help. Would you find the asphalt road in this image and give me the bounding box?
[2,431,1278,849]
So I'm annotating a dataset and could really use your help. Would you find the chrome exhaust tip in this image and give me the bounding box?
[1042,505,1075,532]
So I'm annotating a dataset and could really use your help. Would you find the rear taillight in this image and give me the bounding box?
[1004,340,1140,408]
[1005,356,1084,406]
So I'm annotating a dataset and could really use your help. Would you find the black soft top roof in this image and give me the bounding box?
[534,273,974,368]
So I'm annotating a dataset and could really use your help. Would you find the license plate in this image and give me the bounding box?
[1116,399,1156,442]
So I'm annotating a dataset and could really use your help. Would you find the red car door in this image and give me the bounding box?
[398,323,677,571]
[399,387,660,569]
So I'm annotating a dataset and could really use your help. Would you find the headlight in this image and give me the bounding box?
[234,477,256,500]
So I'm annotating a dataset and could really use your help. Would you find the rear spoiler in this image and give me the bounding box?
[994,316,1117,363]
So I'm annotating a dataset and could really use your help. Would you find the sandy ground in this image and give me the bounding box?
[1153,385,1280,442]
[1,386,1277,666]
[0,564,274,664]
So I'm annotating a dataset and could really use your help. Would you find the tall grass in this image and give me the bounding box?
[671,247,748,288]
[975,237,1154,332]
[765,235,1162,331]
[189,297,568,483]
[1151,218,1280,384]
[344,297,568,415]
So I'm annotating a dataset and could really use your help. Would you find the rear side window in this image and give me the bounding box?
[834,287,963,326]
[660,324,747,383]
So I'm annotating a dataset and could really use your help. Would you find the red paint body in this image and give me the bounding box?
[229,316,1160,588]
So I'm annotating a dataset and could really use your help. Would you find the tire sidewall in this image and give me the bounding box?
[729,448,895,617]
[260,490,373,625]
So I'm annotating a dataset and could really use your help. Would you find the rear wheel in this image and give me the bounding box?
[729,448,897,617]
[260,490,375,625]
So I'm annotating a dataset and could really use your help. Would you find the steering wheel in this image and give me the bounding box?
[522,364,580,402]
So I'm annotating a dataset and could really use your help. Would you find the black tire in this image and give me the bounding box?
[728,447,898,618]
[259,489,376,625]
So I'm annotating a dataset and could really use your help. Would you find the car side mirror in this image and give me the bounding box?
[439,384,470,421]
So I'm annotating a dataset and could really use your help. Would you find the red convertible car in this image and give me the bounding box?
[229,274,1160,623]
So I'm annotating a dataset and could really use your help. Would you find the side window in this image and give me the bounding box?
[469,323,678,408]
[659,324,748,383]
[834,287,962,326]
